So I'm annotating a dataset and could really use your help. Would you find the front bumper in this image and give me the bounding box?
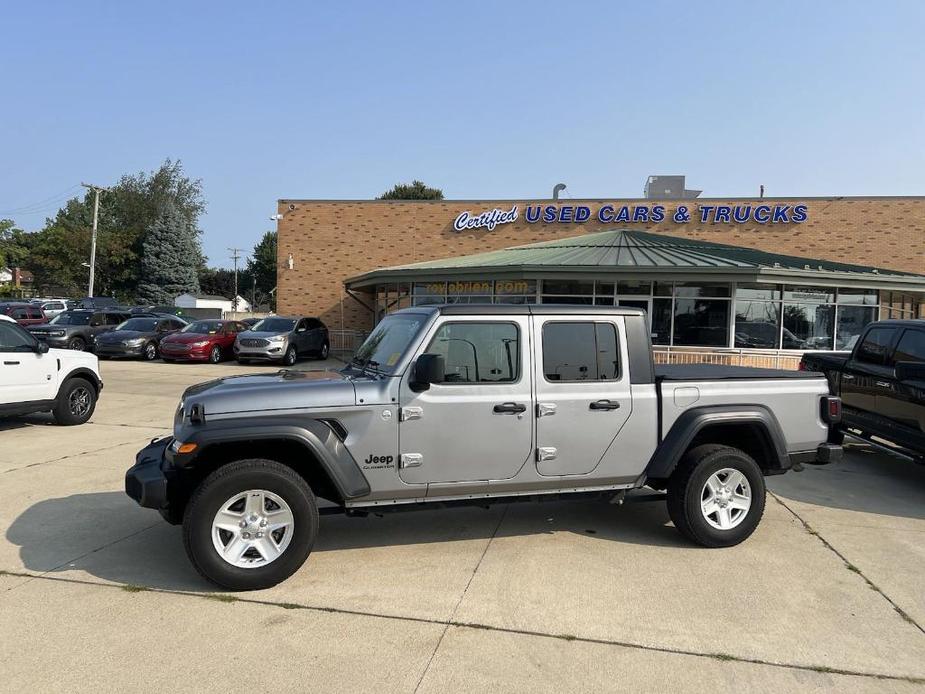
[160,345,209,361]
[234,345,287,361]
[31,334,70,347]
[125,437,172,509]
[96,343,145,357]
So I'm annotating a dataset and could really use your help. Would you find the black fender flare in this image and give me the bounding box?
[59,367,103,394]
[644,405,790,480]
[174,416,370,499]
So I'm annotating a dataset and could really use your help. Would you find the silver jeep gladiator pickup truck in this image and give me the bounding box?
[126,305,842,590]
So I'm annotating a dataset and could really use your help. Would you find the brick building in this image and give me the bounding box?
[276,195,925,359]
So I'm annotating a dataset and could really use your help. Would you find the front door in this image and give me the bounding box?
[398,316,534,486]
[841,325,899,419]
[0,322,55,405]
[533,317,633,476]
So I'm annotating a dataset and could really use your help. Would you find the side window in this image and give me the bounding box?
[90,313,105,326]
[543,321,621,382]
[12,308,27,319]
[306,318,322,330]
[894,330,925,364]
[0,322,36,352]
[425,322,520,384]
[29,308,43,319]
[855,328,897,366]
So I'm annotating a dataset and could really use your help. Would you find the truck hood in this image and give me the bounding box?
[181,369,356,415]
[97,329,156,343]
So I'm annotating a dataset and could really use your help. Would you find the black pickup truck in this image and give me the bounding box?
[801,319,925,463]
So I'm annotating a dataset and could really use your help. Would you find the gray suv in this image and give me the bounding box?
[234,316,329,365]
[28,309,132,351]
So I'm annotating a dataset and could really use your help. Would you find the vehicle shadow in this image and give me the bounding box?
[767,442,925,520]
[6,491,682,593]
[0,413,55,430]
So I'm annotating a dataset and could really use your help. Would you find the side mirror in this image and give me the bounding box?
[34,341,49,354]
[410,353,445,392]
[895,361,925,383]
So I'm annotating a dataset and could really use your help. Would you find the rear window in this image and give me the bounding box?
[894,330,925,364]
[253,318,296,332]
[542,322,621,382]
[855,327,897,366]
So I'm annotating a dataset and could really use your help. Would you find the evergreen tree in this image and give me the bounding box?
[136,202,200,304]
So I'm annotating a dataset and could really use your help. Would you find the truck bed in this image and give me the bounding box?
[656,363,821,381]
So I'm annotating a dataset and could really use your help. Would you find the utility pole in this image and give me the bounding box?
[81,182,110,297]
[228,247,245,317]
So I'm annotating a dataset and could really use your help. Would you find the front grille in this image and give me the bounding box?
[240,338,269,348]
[162,343,190,352]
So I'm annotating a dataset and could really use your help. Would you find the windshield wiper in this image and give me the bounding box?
[347,355,382,375]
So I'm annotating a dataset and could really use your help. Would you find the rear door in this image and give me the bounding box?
[533,317,632,476]
[886,328,925,447]
[398,316,533,486]
[841,326,899,420]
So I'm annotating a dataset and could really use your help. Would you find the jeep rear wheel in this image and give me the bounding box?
[667,445,765,548]
[183,459,318,590]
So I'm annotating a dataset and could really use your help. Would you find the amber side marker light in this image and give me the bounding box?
[177,442,198,454]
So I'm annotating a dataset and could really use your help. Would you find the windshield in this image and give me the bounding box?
[183,320,224,334]
[350,313,428,374]
[253,318,296,333]
[49,312,91,326]
[117,318,157,331]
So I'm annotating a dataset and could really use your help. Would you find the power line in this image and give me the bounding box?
[0,185,82,215]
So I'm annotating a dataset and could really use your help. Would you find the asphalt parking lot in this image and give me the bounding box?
[1,359,924,693]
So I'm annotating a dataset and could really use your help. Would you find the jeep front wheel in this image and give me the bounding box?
[667,444,765,548]
[183,459,318,590]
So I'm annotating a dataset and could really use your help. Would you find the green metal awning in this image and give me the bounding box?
[345,229,925,291]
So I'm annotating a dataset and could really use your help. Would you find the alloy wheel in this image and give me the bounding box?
[700,468,751,530]
[68,386,93,417]
[211,490,295,568]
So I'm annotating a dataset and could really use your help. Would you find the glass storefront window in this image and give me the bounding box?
[542,280,594,295]
[595,282,615,296]
[783,285,835,303]
[837,288,878,305]
[617,281,651,295]
[674,282,731,298]
[495,280,536,296]
[673,299,730,347]
[835,305,877,350]
[783,304,835,350]
[541,296,594,305]
[651,298,672,345]
[413,282,446,306]
[735,283,781,301]
[734,301,781,349]
[447,280,492,296]
[654,282,673,297]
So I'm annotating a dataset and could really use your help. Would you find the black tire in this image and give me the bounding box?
[283,345,297,366]
[209,345,222,364]
[67,336,86,351]
[182,459,319,590]
[316,341,330,360]
[52,377,97,426]
[142,342,158,361]
[667,444,765,548]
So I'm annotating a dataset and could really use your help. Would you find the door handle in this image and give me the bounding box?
[493,402,527,414]
[875,381,893,388]
[3,361,20,365]
[842,374,855,381]
[589,399,620,411]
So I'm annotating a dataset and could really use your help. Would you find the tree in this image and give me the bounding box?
[376,180,444,200]
[136,202,200,304]
[21,159,205,299]
[247,231,277,294]
[198,266,251,299]
[0,219,28,270]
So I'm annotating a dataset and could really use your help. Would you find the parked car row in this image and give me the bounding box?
[23,310,330,366]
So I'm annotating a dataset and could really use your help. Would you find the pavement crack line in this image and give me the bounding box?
[770,491,925,636]
[413,503,510,693]
[0,568,923,685]
[1,439,148,474]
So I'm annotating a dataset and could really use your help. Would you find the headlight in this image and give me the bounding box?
[268,335,286,342]
[126,338,146,345]
[51,330,66,337]
[190,340,209,348]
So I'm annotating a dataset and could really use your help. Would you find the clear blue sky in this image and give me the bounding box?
[2,0,923,267]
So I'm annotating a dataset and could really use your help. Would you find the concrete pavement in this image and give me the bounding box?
[1,359,924,692]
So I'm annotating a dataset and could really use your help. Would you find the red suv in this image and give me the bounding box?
[0,302,46,326]
[159,319,250,363]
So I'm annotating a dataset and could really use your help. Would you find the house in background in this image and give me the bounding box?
[174,293,252,316]
[1,267,34,288]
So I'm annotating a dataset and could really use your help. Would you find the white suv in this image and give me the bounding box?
[0,319,103,425]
